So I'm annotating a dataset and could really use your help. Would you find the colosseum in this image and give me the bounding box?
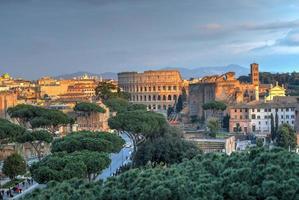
[118,70,183,112]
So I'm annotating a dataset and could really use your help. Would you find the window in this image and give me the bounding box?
[158,86,161,91]
[281,115,284,119]
[153,86,156,91]
[286,108,289,111]
[252,114,256,119]
[240,116,243,119]
[163,86,166,90]
[286,115,289,119]
[257,109,260,112]
[245,109,248,112]
[235,115,237,119]
[252,109,255,112]
[240,109,242,112]
[235,109,237,112]
[173,86,177,90]
[257,116,260,119]
[168,86,171,90]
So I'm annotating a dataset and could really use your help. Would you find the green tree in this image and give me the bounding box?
[207,118,219,137]
[202,101,227,112]
[16,130,53,161]
[95,82,130,101]
[256,138,264,147]
[109,110,168,139]
[51,131,124,153]
[270,113,276,141]
[95,82,117,101]
[0,118,26,145]
[25,148,299,200]
[222,114,230,131]
[175,95,183,113]
[3,153,26,180]
[74,102,106,114]
[30,150,110,183]
[133,135,201,166]
[127,104,147,111]
[276,123,297,149]
[104,97,129,113]
[7,104,70,134]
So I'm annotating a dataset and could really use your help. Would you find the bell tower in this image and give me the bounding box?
[250,63,259,86]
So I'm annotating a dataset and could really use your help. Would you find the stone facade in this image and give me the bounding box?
[118,70,183,112]
[189,63,261,118]
[76,102,110,132]
[0,91,17,119]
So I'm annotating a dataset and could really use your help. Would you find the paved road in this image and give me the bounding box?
[96,131,134,180]
[2,131,134,199]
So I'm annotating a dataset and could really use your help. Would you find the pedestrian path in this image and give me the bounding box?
[0,178,36,200]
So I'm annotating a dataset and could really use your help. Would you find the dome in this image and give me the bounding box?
[2,73,10,79]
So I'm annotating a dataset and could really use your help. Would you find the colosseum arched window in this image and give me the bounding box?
[158,95,161,100]
[153,95,156,101]
[144,95,147,101]
[148,95,151,101]
[163,95,166,100]
[168,95,172,100]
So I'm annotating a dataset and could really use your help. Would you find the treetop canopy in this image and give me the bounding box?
[74,102,106,113]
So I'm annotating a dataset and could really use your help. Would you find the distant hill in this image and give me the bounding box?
[54,64,249,80]
[54,71,117,80]
[162,64,249,79]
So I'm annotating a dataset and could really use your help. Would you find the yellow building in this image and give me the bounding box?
[265,82,286,101]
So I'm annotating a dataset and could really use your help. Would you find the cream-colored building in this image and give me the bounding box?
[118,70,183,112]
[265,82,286,101]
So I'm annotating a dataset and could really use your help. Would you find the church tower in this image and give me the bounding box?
[250,63,259,86]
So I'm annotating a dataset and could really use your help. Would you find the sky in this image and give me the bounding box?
[1,0,299,79]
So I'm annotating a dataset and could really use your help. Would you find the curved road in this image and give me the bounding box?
[10,131,134,200]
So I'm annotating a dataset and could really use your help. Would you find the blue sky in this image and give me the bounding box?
[0,0,299,79]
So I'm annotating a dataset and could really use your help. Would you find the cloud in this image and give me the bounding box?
[277,29,299,46]
[240,20,299,31]
[201,23,223,31]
